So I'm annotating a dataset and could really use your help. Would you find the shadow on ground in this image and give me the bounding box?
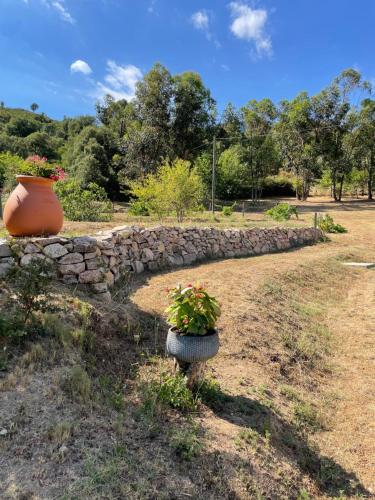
[200,388,371,498]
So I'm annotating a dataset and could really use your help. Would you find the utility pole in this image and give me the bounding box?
[211,136,216,216]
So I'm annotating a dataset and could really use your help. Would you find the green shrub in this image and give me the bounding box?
[262,174,295,197]
[4,259,57,338]
[265,202,298,221]
[128,199,150,216]
[222,202,236,217]
[54,180,112,222]
[317,214,347,234]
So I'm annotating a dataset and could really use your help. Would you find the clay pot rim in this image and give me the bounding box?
[16,175,55,185]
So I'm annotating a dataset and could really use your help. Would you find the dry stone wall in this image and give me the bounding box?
[0,225,322,301]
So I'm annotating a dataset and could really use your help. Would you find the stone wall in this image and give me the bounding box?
[0,225,322,301]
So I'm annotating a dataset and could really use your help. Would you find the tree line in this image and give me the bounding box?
[0,64,374,203]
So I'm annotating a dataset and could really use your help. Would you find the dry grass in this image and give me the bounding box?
[0,196,375,499]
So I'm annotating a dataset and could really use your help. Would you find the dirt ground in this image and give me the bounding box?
[1,196,374,499]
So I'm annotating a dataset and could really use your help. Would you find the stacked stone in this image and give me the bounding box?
[0,225,322,301]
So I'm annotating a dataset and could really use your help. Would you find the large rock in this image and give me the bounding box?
[43,243,68,259]
[79,269,104,284]
[59,252,84,265]
[0,263,11,277]
[59,262,86,275]
[91,282,108,294]
[31,237,67,247]
[132,261,144,274]
[24,243,41,254]
[0,241,11,258]
[72,237,97,253]
[20,253,46,266]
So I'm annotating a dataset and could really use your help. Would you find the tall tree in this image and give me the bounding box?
[274,93,318,200]
[311,69,371,201]
[30,103,39,112]
[171,71,216,159]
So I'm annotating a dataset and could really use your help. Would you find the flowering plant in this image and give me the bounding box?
[165,283,221,336]
[20,155,66,181]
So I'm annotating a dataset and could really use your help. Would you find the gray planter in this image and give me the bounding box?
[166,327,219,363]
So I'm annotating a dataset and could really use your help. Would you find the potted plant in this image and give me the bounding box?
[3,155,65,237]
[165,283,221,363]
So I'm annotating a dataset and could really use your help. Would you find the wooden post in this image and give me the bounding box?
[173,358,206,390]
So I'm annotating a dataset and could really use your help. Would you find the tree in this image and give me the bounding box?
[274,93,318,200]
[220,103,244,140]
[351,99,375,199]
[311,69,371,201]
[30,103,39,112]
[25,131,62,160]
[242,98,278,202]
[171,71,216,160]
[128,158,204,222]
[216,145,249,199]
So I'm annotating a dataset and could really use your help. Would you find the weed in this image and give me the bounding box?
[169,423,202,460]
[20,343,48,368]
[297,489,311,500]
[279,384,302,402]
[98,375,125,412]
[293,401,323,433]
[139,372,198,419]
[48,421,73,445]
[235,428,259,450]
[60,365,92,404]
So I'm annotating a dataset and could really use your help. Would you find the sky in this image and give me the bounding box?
[0,0,374,119]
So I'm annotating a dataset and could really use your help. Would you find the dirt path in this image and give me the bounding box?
[317,270,375,494]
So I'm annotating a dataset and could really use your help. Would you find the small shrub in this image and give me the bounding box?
[128,199,150,216]
[222,202,236,217]
[140,373,198,417]
[61,365,92,403]
[169,424,202,460]
[317,214,347,234]
[3,259,57,339]
[54,180,112,222]
[265,202,298,221]
[196,377,228,408]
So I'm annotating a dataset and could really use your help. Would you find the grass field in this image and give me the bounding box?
[0,196,374,499]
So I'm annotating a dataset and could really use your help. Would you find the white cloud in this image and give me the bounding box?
[41,0,75,24]
[229,2,272,57]
[95,60,143,101]
[191,10,220,47]
[191,10,209,31]
[70,59,92,75]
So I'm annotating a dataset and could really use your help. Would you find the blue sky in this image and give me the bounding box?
[1,0,374,119]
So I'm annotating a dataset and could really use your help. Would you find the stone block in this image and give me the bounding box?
[59,252,84,264]
[79,269,104,284]
[43,243,68,259]
[72,236,97,253]
[59,262,86,275]
[0,241,12,258]
[20,253,46,266]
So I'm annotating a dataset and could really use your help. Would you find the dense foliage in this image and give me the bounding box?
[0,65,374,205]
[266,203,299,222]
[165,284,221,336]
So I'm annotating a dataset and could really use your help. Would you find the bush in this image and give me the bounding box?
[266,202,298,221]
[262,174,295,197]
[128,199,150,216]
[222,202,236,217]
[54,180,112,222]
[317,214,347,234]
[128,158,204,222]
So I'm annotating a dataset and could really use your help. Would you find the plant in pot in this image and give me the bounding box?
[3,155,65,237]
[165,283,221,364]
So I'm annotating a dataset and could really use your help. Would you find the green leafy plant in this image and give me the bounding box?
[265,202,298,221]
[222,202,236,217]
[140,373,198,417]
[128,199,150,216]
[169,424,202,460]
[54,179,112,222]
[165,283,221,336]
[7,259,56,326]
[317,214,347,233]
[19,155,65,180]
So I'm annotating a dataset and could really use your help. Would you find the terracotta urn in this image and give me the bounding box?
[3,175,63,237]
